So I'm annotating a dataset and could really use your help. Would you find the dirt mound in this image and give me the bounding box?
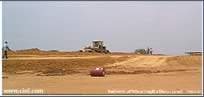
[11,48,45,55]
[10,48,107,56]
[106,56,170,68]
[16,48,41,52]
[3,55,129,75]
[106,55,201,68]
[105,55,202,74]
[3,54,201,75]
[47,50,59,52]
[166,56,202,67]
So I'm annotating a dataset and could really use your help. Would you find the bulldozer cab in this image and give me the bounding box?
[92,40,103,49]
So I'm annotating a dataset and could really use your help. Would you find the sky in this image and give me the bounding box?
[2,1,203,54]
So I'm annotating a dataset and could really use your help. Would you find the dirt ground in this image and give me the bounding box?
[2,50,202,95]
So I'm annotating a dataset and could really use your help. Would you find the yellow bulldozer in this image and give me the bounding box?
[80,40,110,53]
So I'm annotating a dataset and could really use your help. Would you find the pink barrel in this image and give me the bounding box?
[90,67,105,76]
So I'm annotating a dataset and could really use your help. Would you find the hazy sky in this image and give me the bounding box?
[3,1,203,54]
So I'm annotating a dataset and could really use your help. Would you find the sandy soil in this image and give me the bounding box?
[3,72,201,95]
[2,50,202,95]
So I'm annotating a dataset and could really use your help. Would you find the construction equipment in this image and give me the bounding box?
[80,40,110,53]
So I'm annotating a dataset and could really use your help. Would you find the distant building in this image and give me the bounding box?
[185,51,202,56]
